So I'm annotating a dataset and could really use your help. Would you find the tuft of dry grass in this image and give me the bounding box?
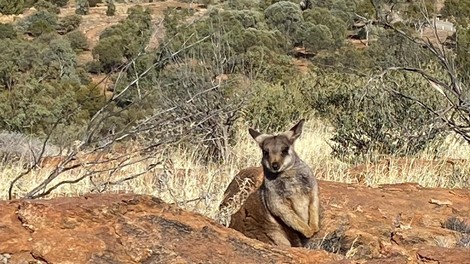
[442,216,470,248]
[1,119,469,221]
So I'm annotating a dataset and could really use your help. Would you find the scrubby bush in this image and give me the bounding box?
[441,0,470,26]
[42,38,78,81]
[355,0,374,18]
[295,22,334,52]
[34,0,60,14]
[92,5,152,70]
[106,1,116,16]
[244,79,312,132]
[0,23,17,39]
[58,14,82,34]
[75,0,89,15]
[51,0,69,7]
[302,8,347,47]
[226,0,262,10]
[85,60,103,74]
[65,30,89,51]
[0,39,43,89]
[0,0,25,15]
[89,0,102,7]
[92,35,124,71]
[23,10,58,37]
[155,62,244,162]
[265,1,303,37]
[330,72,444,161]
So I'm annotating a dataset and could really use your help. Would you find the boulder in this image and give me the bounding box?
[0,193,342,264]
[1,178,469,263]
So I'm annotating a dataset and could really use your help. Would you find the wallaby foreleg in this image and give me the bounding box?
[308,192,320,234]
[267,200,315,238]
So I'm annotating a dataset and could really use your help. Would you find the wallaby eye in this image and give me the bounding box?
[263,150,269,157]
[282,147,289,155]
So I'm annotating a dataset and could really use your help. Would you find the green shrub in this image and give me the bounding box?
[20,10,58,37]
[226,0,261,10]
[355,0,375,18]
[85,60,103,74]
[329,72,444,161]
[106,1,116,16]
[441,0,470,27]
[244,79,312,132]
[0,80,80,135]
[34,0,60,14]
[294,22,334,52]
[42,38,78,81]
[0,0,25,15]
[65,30,88,51]
[302,8,347,47]
[298,71,357,120]
[51,0,69,7]
[92,35,124,71]
[241,45,296,82]
[75,0,89,15]
[58,14,82,34]
[75,66,91,85]
[0,23,17,39]
[89,0,102,7]
[265,1,303,37]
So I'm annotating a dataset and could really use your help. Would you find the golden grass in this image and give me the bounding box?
[1,119,469,220]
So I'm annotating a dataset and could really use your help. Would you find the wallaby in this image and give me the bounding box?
[222,120,320,247]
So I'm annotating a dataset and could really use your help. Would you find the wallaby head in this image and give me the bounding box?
[249,119,305,173]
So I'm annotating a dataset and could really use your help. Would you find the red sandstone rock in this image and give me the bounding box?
[1,179,469,263]
[0,193,342,264]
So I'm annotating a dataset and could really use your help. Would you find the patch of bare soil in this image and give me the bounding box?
[59,1,203,48]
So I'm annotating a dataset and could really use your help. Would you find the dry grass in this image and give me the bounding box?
[1,119,469,221]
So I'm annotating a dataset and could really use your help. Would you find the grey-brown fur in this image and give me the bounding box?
[222,120,320,247]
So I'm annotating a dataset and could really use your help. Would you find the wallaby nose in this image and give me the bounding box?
[271,162,280,171]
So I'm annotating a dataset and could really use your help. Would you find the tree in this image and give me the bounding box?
[42,38,78,81]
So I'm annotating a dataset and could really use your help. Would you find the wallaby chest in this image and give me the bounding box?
[264,169,313,198]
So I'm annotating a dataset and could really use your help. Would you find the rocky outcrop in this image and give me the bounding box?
[0,193,342,264]
[302,181,470,263]
[222,168,470,263]
[1,179,469,264]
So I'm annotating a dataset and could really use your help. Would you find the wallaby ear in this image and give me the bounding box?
[284,119,305,143]
[249,128,261,140]
[249,128,268,146]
